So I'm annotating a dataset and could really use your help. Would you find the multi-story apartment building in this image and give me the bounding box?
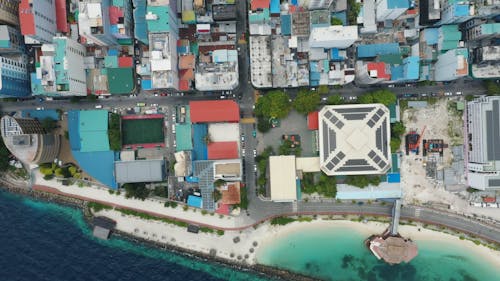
[0,55,30,97]
[466,96,500,190]
[19,0,57,44]
[0,0,20,26]
[31,37,87,96]
[78,0,118,46]
[0,25,25,54]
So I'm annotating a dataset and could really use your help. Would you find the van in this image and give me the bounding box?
[172,124,176,133]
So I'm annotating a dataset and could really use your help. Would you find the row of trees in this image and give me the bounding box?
[390,121,406,152]
[123,182,150,200]
[302,172,337,198]
[255,89,397,133]
[345,175,381,188]
[39,163,80,180]
[108,113,122,151]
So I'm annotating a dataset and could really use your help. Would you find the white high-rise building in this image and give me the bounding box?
[466,96,500,190]
[19,0,57,44]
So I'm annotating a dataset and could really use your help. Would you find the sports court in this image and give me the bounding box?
[121,114,165,148]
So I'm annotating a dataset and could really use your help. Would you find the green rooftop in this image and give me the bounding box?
[249,9,270,23]
[175,124,193,151]
[379,54,403,64]
[78,110,110,152]
[439,25,462,51]
[146,6,173,32]
[107,68,134,94]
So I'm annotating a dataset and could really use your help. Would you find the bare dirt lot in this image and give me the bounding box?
[400,99,500,221]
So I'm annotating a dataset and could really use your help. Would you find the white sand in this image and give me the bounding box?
[96,209,272,265]
[34,170,254,228]
[398,224,500,268]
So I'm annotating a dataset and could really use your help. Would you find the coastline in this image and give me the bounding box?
[2,178,500,280]
[0,183,317,281]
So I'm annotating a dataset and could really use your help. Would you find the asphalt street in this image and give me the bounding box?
[0,0,496,243]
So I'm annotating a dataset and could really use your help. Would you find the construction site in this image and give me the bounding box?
[400,99,468,209]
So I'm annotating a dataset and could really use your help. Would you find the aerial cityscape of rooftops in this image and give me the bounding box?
[1,0,500,279]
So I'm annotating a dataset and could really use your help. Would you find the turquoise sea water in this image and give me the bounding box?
[256,223,500,281]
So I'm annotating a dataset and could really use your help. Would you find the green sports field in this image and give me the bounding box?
[121,118,164,145]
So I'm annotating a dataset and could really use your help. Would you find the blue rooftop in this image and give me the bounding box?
[330,48,344,61]
[357,43,400,58]
[67,110,117,189]
[454,4,469,17]
[387,0,410,9]
[132,0,148,44]
[387,173,401,183]
[281,15,291,35]
[22,109,59,121]
[403,56,420,80]
[187,195,203,208]
[270,0,280,14]
[424,28,439,45]
[72,150,118,189]
[192,124,208,160]
[390,65,404,81]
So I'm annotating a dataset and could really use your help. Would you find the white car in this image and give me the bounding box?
[254,165,257,172]
[456,91,462,95]
[444,92,452,96]
[253,149,257,157]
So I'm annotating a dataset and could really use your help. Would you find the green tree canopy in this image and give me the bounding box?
[390,137,402,153]
[391,121,406,136]
[41,118,57,133]
[257,116,271,133]
[318,85,329,95]
[345,175,381,188]
[484,80,500,96]
[293,90,321,114]
[327,94,344,105]
[124,183,150,200]
[358,90,396,106]
[0,138,11,172]
[331,17,343,26]
[254,90,291,119]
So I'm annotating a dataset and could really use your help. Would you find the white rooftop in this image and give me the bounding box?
[309,26,359,49]
[269,155,297,202]
[319,104,391,175]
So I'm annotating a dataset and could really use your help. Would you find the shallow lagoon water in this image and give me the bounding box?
[256,223,500,281]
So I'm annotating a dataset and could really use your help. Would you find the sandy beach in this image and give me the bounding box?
[92,210,500,268]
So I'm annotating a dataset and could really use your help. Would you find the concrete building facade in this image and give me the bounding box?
[433,48,468,81]
[0,115,60,165]
[0,25,25,54]
[78,0,118,46]
[0,0,20,26]
[19,0,57,44]
[31,37,87,96]
[466,96,500,190]
[0,55,30,98]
